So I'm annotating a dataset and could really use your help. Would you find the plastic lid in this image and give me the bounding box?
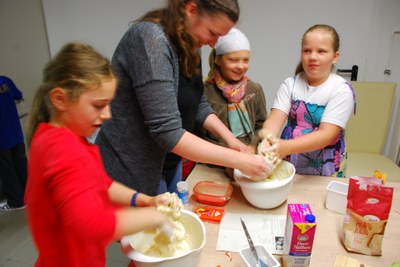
[193,181,233,206]
[177,181,188,191]
[305,214,316,223]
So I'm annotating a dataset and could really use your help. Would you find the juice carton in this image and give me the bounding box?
[283,204,317,267]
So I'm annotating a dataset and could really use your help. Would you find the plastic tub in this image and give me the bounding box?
[193,181,233,206]
[239,244,281,267]
[326,180,348,214]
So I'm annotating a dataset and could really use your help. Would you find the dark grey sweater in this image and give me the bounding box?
[96,22,213,195]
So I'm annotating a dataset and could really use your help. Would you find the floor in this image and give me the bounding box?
[0,203,130,267]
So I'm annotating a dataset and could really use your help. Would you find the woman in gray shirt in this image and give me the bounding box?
[96,0,272,196]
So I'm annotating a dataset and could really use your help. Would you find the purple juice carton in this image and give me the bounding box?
[283,204,317,267]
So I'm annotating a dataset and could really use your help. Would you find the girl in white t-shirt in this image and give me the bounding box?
[260,24,355,177]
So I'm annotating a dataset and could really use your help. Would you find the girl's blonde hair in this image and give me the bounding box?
[139,0,239,78]
[27,42,115,145]
[295,24,340,75]
[206,48,218,82]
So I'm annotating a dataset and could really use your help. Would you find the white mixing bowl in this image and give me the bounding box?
[234,160,295,209]
[120,210,206,267]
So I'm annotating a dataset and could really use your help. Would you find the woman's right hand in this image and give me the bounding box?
[236,153,274,181]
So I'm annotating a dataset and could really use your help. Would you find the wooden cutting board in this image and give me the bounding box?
[333,255,371,267]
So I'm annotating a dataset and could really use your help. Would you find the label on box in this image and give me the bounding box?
[283,203,316,267]
[194,206,224,223]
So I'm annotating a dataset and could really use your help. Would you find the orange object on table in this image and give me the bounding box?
[194,206,224,223]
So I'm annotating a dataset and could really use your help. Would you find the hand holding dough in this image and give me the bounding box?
[156,192,183,219]
[257,132,282,173]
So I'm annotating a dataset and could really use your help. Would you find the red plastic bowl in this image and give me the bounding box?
[193,181,233,206]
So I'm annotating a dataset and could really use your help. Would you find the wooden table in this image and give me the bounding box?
[185,164,400,267]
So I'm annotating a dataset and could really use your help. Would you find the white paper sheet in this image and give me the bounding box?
[217,212,286,254]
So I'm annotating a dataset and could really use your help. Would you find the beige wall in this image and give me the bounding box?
[0,0,50,134]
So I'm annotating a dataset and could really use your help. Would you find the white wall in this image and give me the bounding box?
[41,0,164,59]
[41,0,400,108]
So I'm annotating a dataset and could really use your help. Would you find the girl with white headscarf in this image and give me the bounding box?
[203,28,267,148]
[202,28,268,177]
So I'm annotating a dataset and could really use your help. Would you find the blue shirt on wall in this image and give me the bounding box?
[0,76,24,150]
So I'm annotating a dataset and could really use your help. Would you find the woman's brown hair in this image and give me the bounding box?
[139,0,239,78]
[206,48,218,82]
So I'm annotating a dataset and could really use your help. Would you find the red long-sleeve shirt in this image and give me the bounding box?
[26,123,117,267]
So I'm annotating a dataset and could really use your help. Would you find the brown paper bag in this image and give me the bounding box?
[343,176,393,255]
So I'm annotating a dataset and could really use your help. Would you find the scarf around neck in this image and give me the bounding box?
[214,70,248,103]
[213,70,253,138]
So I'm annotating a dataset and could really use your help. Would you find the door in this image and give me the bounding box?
[386,31,400,165]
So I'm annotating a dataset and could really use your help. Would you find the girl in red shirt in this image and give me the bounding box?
[25,42,178,267]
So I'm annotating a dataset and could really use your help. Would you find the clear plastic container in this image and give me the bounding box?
[193,181,233,206]
[326,180,348,214]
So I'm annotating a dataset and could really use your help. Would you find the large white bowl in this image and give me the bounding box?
[120,210,206,267]
[233,161,295,209]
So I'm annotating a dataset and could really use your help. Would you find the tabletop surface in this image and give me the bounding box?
[185,163,400,267]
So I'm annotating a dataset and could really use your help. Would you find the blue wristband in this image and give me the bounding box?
[131,192,140,207]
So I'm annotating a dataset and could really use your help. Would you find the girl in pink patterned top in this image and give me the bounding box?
[260,24,355,177]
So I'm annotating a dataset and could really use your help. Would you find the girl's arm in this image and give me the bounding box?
[202,113,248,152]
[261,109,288,137]
[277,122,342,158]
[113,207,173,240]
[108,181,156,207]
[109,182,180,240]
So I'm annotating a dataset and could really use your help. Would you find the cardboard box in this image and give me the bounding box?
[283,204,317,267]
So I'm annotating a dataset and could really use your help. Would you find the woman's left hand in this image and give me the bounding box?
[226,138,249,153]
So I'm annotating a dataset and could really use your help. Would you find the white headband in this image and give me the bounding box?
[215,28,250,55]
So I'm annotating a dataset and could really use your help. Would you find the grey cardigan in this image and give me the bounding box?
[96,22,213,195]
